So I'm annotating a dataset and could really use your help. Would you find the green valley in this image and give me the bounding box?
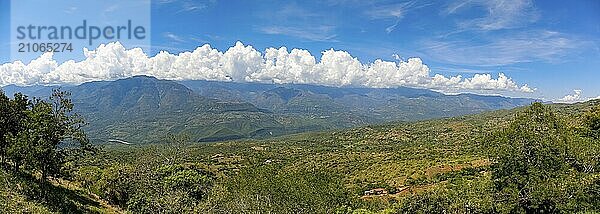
[1,1,597,213]
[1,86,598,213]
[2,76,540,144]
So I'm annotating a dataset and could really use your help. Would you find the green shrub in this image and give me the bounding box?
[201,165,351,213]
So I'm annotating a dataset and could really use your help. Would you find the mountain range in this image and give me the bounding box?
[1,76,540,144]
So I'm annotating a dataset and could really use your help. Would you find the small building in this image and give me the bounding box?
[364,188,388,196]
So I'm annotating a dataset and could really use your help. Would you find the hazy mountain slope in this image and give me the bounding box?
[2,77,540,144]
[67,76,299,144]
[1,84,56,98]
[180,80,540,121]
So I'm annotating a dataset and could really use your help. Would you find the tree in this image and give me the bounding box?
[159,163,213,200]
[0,91,8,164]
[28,90,90,179]
[489,103,564,212]
[95,163,135,208]
[583,104,600,139]
[488,103,596,213]
[0,91,29,168]
[3,89,90,179]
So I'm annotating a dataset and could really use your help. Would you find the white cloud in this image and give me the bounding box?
[556,90,600,103]
[0,42,534,93]
[458,73,535,93]
[558,89,584,103]
[444,0,539,31]
[422,30,587,66]
[366,2,412,20]
[430,0,590,68]
[257,4,337,42]
[164,32,186,43]
[260,26,337,42]
[366,1,431,33]
[385,20,400,34]
[156,0,211,13]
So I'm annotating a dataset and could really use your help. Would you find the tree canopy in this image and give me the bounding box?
[0,89,91,179]
[488,102,599,213]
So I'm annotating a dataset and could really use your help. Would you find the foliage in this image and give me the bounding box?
[158,162,213,201]
[487,102,600,213]
[583,105,600,138]
[93,163,135,208]
[71,135,217,213]
[3,91,600,213]
[0,92,28,168]
[0,164,119,213]
[0,89,92,205]
[201,165,351,213]
[68,101,596,213]
[0,90,93,212]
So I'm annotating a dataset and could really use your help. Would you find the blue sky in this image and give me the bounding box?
[1,0,599,101]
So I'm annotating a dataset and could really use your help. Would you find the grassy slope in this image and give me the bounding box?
[99,100,523,208]
[177,100,596,200]
[0,170,122,213]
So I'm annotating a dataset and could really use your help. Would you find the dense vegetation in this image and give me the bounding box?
[0,89,92,179]
[0,90,113,212]
[1,87,599,213]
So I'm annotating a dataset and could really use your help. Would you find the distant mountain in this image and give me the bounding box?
[1,77,326,143]
[2,76,541,144]
[180,80,540,121]
[1,84,55,98]
[68,76,292,143]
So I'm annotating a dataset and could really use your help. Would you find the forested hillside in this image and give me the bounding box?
[1,86,597,213]
[2,76,539,144]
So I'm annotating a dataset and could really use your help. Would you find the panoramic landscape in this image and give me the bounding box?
[1,0,599,213]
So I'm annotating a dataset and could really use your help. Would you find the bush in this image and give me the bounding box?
[488,103,600,213]
[201,165,351,213]
[159,163,213,200]
[93,164,135,207]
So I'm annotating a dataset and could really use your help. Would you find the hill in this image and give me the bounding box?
[67,99,599,213]
[2,95,598,213]
[69,76,301,143]
[181,80,540,122]
[2,76,540,144]
[0,170,122,213]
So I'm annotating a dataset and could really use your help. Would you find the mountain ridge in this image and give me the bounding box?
[2,76,542,144]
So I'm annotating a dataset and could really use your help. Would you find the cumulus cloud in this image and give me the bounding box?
[556,90,600,103]
[558,89,584,103]
[0,41,534,93]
